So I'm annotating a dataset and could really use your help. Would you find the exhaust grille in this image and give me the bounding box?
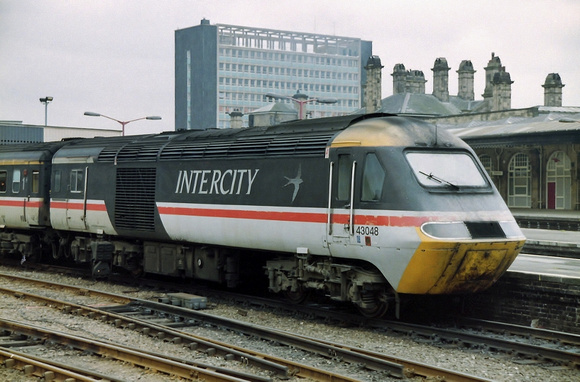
[115,168,156,231]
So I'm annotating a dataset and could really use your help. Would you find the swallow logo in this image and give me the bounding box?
[284,164,303,203]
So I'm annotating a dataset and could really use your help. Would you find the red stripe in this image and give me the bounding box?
[0,200,42,208]
[158,206,431,227]
[157,206,327,223]
[50,201,107,211]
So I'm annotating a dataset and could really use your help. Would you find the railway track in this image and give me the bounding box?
[120,273,580,370]
[0,270,503,381]
[0,318,258,382]
[135,274,580,371]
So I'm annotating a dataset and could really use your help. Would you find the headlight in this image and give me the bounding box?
[421,222,471,239]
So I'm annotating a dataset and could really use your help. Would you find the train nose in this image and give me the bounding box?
[396,235,525,294]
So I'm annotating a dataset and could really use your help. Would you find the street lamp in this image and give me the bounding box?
[84,111,162,136]
[39,96,53,126]
[266,90,337,120]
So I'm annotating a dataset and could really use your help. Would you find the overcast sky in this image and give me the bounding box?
[1,0,579,135]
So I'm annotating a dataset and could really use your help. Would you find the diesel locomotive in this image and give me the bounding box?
[0,114,525,317]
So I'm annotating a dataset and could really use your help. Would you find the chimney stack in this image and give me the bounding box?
[406,70,426,94]
[391,64,407,95]
[457,60,476,101]
[432,57,450,102]
[542,73,564,107]
[364,55,384,113]
[491,68,513,111]
[482,52,502,100]
[228,109,244,129]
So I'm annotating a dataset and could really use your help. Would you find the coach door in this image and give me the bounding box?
[65,167,88,230]
[326,150,357,249]
[23,168,42,226]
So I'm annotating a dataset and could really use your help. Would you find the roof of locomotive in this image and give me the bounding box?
[51,114,465,163]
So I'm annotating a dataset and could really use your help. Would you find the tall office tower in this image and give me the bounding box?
[175,19,372,130]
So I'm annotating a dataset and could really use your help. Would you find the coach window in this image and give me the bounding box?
[361,153,385,202]
[32,170,40,194]
[53,170,61,193]
[0,171,6,192]
[12,169,21,193]
[70,169,84,193]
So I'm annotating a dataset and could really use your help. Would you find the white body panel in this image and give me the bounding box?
[158,202,516,288]
[0,196,44,228]
[50,198,117,235]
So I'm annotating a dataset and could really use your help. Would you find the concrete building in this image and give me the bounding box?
[175,19,372,130]
[0,121,120,145]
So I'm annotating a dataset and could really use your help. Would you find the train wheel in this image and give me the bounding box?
[285,286,310,304]
[355,288,390,318]
[357,299,389,318]
[51,242,61,260]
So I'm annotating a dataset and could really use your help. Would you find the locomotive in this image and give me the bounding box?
[0,114,525,317]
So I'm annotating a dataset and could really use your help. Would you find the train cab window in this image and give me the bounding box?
[12,169,21,193]
[0,171,6,193]
[70,169,84,193]
[337,154,353,201]
[361,153,385,202]
[406,152,488,189]
[32,171,40,194]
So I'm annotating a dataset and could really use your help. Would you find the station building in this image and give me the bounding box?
[175,19,372,130]
[440,107,580,211]
[361,53,580,211]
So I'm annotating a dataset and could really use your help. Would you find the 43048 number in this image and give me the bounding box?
[355,226,379,236]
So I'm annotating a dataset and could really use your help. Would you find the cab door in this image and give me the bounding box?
[326,149,357,251]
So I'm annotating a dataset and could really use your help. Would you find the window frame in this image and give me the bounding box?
[361,152,386,202]
[70,169,84,194]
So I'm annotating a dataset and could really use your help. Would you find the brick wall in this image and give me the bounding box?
[463,272,580,334]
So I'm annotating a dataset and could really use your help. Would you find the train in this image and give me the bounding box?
[0,114,525,317]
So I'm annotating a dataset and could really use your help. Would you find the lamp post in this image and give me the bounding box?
[266,90,337,120]
[39,97,53,126]
[84,112,162,136]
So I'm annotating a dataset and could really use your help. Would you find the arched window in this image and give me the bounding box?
[508,153,531,208]
[546,151,571,209]
[479,154,493,176]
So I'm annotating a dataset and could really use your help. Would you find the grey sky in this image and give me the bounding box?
[1,0,579,135]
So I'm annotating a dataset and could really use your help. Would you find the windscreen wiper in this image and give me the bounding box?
[419,171,459,190]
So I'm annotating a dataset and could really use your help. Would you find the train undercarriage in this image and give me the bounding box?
[266,255,394,317]
[1,227,395,318]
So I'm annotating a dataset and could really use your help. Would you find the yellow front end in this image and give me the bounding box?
[396,229,525,294]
